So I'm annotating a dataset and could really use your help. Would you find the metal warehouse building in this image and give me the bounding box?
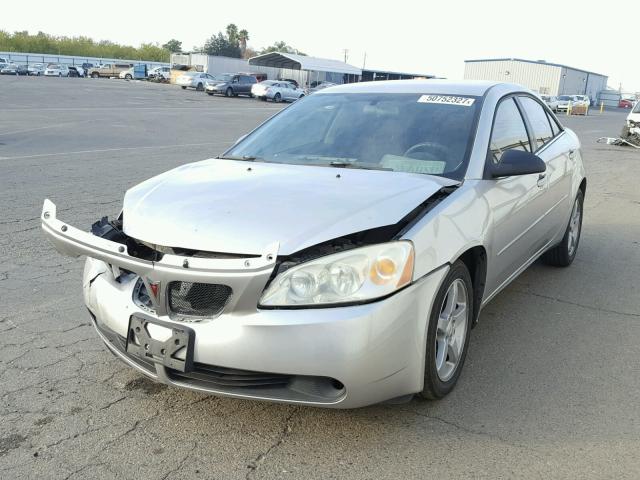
[464,58,608,103]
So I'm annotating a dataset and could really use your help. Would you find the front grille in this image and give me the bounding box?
[167,363,292,389]
[168,281,232,318]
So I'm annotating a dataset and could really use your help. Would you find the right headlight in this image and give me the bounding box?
[259,241,414,307]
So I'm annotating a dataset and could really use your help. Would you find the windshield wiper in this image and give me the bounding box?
[216,155,262,162]
[328,161,393,171]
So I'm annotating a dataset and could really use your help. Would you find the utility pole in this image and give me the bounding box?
[362,52,367,69]
[342,49,349,63]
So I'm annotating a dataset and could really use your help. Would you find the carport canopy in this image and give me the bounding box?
[248,52,362,76]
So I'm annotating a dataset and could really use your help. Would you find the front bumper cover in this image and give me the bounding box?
[41,199,447,408]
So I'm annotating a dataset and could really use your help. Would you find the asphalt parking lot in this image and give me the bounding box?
[1,76,639,479]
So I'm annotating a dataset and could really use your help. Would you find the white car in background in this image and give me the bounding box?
[176,72,216,91]
[540,95,559,112]
[627,101,640,127]
[251,80,306,102]
[573,95,590,107]
[149,66,171,79]
[44,64,70,77]
[119,68,134,80]
[556,95,579,112]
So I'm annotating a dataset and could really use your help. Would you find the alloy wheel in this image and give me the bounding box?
[435,279,469,381]
[567,197,582,257]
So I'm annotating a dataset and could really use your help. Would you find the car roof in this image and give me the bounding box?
[318,79,524,96]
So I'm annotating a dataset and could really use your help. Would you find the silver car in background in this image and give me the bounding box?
[28,63,45,76]
[42,80,585,408]
[251,80,306,102]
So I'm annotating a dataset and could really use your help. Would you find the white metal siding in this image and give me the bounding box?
[464,60,562,95]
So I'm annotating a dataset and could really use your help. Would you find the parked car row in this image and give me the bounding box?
[539,94,591,112]
[175,71,312,103]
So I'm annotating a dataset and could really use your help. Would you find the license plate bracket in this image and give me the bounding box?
[126,314,195,372]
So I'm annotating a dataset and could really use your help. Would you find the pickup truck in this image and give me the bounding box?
[87,63,133,78]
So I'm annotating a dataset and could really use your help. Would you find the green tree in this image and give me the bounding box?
[203,32,241,58]
[162,39,182,53]
[0,30,170,62]
[238,29,249,56]
[226,24,239,45]
[258,41,306,56]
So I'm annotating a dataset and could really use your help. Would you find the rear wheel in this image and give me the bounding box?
[91,72,99,78]
[542,190,584,267]
[418,261,473,400]
[274,92,282,103]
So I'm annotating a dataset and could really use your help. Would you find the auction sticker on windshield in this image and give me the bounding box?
[417,95,475,106]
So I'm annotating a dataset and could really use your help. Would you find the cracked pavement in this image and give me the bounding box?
[1,76,639,479]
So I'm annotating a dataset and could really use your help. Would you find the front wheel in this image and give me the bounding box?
[418,260,473,400]
[225,87,233,97]
[273,92,282,103]
[125,74,132,80]
[196,82,204,91]
[91,72,99,78]
[181,86,187,90]
[542,190,584,267]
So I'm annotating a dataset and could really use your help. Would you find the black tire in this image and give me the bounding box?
[225,87,233,97]
[274,92,282,103]
[196,82,204,91]
[181,86,187,90]
[418,260,473,400]
[125,74,132,80]
[207,92,214,96]
[91,72,99,78]
[542,190,584,267]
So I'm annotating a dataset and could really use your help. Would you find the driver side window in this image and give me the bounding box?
[489,98,531,164]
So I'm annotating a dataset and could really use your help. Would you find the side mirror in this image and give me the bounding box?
[490,149,546,178]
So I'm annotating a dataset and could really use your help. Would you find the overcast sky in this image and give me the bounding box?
[4,0,638,91]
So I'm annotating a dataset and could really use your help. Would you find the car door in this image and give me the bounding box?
[518,95,574,242]
[483,96,553,294]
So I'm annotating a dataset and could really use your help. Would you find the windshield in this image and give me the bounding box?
[558,95,572,101]
[212,74,232,82]
[633,102,640,113]
[226,93,480,180]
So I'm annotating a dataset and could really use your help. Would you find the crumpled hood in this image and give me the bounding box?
[123,159,457,256]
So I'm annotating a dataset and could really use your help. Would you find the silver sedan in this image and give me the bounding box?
[251,80,306,102]
[41,80,585,408]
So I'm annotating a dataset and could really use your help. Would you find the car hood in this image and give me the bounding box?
[122,159,458,256]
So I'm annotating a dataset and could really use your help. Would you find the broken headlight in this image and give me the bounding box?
[259,241,414,307]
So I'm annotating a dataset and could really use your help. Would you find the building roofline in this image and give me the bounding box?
[464,58,606,78]
[362,68,435,78]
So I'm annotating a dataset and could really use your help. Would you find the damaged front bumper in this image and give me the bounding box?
[41,199,447,408]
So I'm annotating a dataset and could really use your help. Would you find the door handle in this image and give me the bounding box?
[537,173,547,188]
